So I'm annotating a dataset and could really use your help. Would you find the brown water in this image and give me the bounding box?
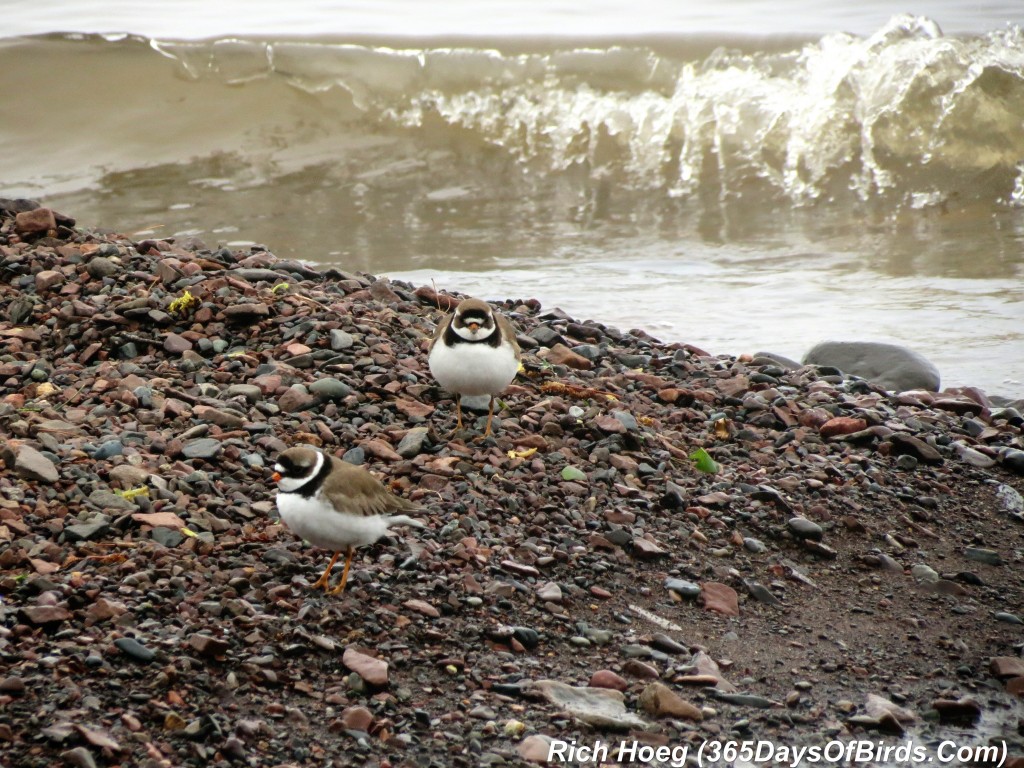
[2,19,1023,396]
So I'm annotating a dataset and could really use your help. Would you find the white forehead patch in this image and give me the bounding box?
[453,322,495,342]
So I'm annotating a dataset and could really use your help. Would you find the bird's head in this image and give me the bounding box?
[272,446,321,487]
[452,298,496,342]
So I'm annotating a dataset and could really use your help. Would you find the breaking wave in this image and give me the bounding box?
[5,15,1024,209]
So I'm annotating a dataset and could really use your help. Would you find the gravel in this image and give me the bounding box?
[1,200,1023,767]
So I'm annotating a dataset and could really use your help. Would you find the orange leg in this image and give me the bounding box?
[328,546,355,596]
[312,551,340,591]
[484,396,495,437]
[455,394,464,431]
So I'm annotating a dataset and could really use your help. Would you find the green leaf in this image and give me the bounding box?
[689,447,720,474]
[560,466,587,482]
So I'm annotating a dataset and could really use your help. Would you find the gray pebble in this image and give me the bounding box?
[342,446,365,465]
[910,564,939,583]
[114,636,156,663]
[182,438,222,459]
[91,440,124,460]
[225,384,263,402]
[86,256,119,279]
[397,427,430,457]
[964,547,1002,566]
[787,517,823,541]
[664,578,701,599]
[310,378,353,400]
[151,528,185,548]
[330,329,355,350]
[895,454,918,471]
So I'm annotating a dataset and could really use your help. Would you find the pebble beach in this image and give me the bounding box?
[1,200,1023,767]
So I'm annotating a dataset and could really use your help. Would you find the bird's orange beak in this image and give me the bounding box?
[468,322,480,331]
[272,472,281,482]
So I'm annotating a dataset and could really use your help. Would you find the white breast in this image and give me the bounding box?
[429,339,519,397]
[276,491,393,550]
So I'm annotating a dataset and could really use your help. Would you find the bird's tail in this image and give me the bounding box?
[387,514,426,529]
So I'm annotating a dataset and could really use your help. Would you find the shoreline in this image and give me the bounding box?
[1,201,1023,767]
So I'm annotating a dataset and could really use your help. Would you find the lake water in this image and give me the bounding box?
[3,2,1023,396]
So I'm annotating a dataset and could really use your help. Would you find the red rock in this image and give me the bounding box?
[819,416,868,438]
[632,538,667,560]
[368,278,401,302]
[156,257,184,283]
[501,560,540,578]
[990,657,1024,679]
[20,605,71,625]
[608,455,639,474]
[513,434,548,450]
[932,398,987,416]
[638,682,703,720]
[193,405,246,429]
[1007,677,1024,697]
[132,512,186,529]
[15,207,56,235]
[188,634,231,657]
[539,343,592,370]
[593,414,626,434]
[657,388,694,404]
[604,508,635,524]
[589,670,629,691]
[223,303,270,320]
[673,674,721,687]
[163,333,193,354]
[394,398,434,418]
[623,660,660,679]
[417,474,449,492]
[35,270,64,291]
[414,286,459,311]
[403,599,440,618]
[343,647,388,687]
[85,598,128,625]
[889,434,944,464]
[362,438,402,462]
[701,582,739,616]
[865,693,917,723]
[797,408,831,429]
[339,705,374,732]
[626,371,669,389]
[931,697,981,724]
[253,374,283,394]
[517,734,554,763]
[0,677,26,695]
[716,375,749,397]
[74,724,121,752]
[590,586,612,599]
[277,389,315,412]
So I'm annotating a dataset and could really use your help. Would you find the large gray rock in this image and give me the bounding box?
[803,341,940,392]
[525,680,649,730]
[10,444,60,483]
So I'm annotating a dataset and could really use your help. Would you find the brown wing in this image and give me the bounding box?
[320,455,419,517]
[427,311,453,354]
[496,313,522,361]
